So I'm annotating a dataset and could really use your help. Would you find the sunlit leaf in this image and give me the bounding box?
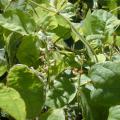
[41,108,65,120]
[16,35,41,67]
[0,84,26,120]
[108,105,120,120]
[7,64,45,119]
[89,61,120,106]
[0,9,36,35]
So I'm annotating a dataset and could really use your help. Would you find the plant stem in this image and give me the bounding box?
[110,6,120,13]
[77,74,81,111]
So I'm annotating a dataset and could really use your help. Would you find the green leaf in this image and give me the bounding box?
[60,2,75,18]
[41,108,65,120]
[0,49,7,77]
[33,7,58,31]
[51,25,70,41]
[5,32,22,66]
[89,61,120,106]
[91,54,106,63]
[92,9,120,34]
[16,35,40,67]
[83,10,120,46]
[7,64,45,119]
[49,14,71,41]
[80,87,108,120]
[0,0,27,10]
[90,61,120,88]
[45,70,77,108]
[0,9,36,35]
[0,0,10,9]
[50,0,68,11]
[0,84,26,120]
[80,87,94,120]
[80,62,120,120]
[55,14,70,28]
[108,105,120,120]
[83,10,105,35]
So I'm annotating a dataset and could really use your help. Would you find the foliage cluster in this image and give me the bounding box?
[0,0,120,120]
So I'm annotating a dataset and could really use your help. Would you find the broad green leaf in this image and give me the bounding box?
[90,61,120,88]
[5,32,22,66]
[0,49,7,77]
[41,108,65,120]
[60,2,75,18]
[0,84,26,120]
[80,87,94,120]
[83,9,120,46]
[16,35,40,67]
[50,0,68,10]
[80,62,120,120]
[91,54,106,63]
[108,105,120,120]
[45,70,77,108]
[83,10,105,35]
[0,9,36,35]
[55,14,69,28]
[7,64,45,119]
[0,0,9,9]
[50,0,75,19]
[33,7,71,40]
[50,25,70,41]
[92,9,120,34]
[0,0,27,10]
[33,7,58,31]
[97,54,106,63]
[80,87,108,120]
[49,14,71,41]
[89,61,120,106]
